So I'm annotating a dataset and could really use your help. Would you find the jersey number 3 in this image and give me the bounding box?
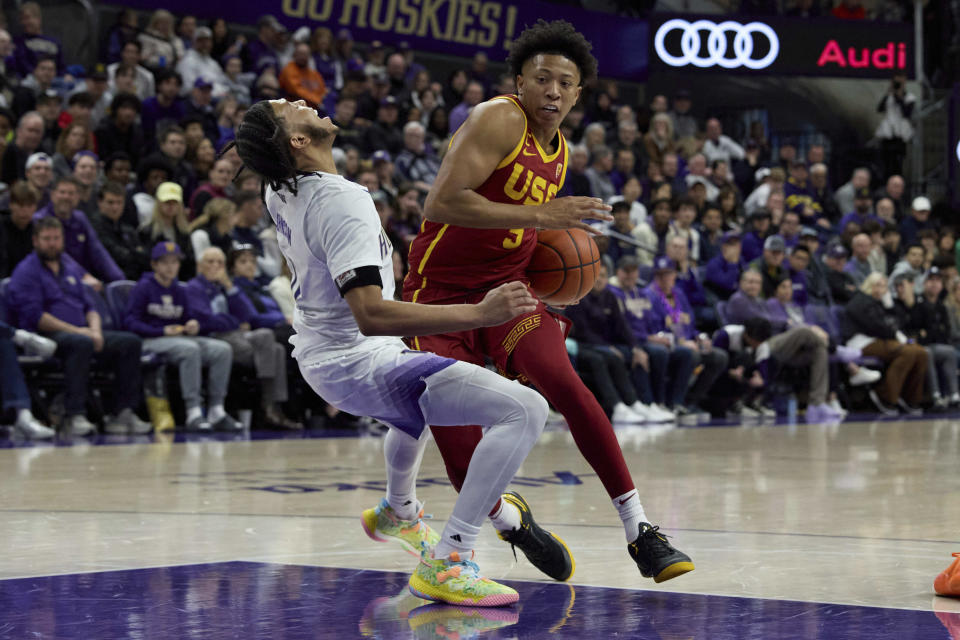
[502,228,524,249]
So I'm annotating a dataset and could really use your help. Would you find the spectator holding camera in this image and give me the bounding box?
[876,72,915,180]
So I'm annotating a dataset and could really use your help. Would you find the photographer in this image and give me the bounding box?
[876,72,916,181]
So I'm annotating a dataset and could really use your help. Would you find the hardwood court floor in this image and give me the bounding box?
[1,416,959,638]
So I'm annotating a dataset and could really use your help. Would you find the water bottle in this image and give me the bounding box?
[158,55,166,68]
[786,393,797,424]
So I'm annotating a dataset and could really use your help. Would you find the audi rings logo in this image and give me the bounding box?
[654,19,780,70]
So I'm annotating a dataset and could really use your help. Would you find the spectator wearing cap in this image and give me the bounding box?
[141,70,185,147]
[12,3,63,80]
[643,255,728,416]
[744,166,786,217]
[183,78,219,144]
[362,95,403,157]
[279,41,327,108]
[824,243,858,303]
[1,181,41,276]
[1,111,44,183]
[96,93,145,167]
[631,197,672,266]
[139,181,196,280]
[91,180,149,280]
[749,234,788,299]
[107,41,156,100]
[846,272,927,415]
[899,196,935,246]
[124,241,240,432]
[702,118,744,165]
[394,121,440,193]
[607,256,677,417]
[741,209,773,264]
[176,26,227,99]
[704,231,744,301]
[726,268,788,333]
[668,89,697,141]
[565,262,666,423]
[838,187,880,232]
[23,151,53,208]
[843,233,875,287]
[32,175,123,285]
[834,167,870,219]
[448,80,484,135]
[7,216,148,436]
[904,266,960,408]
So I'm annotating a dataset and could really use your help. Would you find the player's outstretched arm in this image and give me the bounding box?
[344,281,537,337]
[425,101,612,234]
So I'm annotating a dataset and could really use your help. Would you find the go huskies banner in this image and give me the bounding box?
[108,0,650,80]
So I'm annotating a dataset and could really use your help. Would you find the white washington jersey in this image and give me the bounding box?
[264,172,401,364]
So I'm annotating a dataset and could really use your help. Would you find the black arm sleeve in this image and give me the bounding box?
[335,265,383,297]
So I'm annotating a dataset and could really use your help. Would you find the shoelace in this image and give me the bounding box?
[639,525,675,558]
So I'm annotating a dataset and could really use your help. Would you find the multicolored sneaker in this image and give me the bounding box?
[408,548,519,607]
[628,522,695,583]
[407,602,519,638]
[496,491,575,582]
[361,498,441,556]
[935,552,960,597]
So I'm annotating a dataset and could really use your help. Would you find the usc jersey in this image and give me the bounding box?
[403,94,568,303]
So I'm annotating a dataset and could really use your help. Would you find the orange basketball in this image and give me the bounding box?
[526,229,601,306]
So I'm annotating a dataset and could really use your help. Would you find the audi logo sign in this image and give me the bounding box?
[654,19,779,70]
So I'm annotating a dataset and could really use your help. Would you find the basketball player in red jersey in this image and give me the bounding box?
[367,20,693,584]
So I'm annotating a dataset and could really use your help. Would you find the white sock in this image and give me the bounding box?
[387,496,419,521]
[614,490,648,542]
[208,404,226,422]
[488,498,522,532]
[16,408,32,424]
[186,406,203,422]
[434,515,481,559]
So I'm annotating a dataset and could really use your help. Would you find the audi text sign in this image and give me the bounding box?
[650,15,913,79]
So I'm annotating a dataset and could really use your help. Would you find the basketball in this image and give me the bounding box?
[526,228,602,306]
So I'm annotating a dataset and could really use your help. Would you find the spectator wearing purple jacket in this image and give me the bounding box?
[643,256,728,417]
[704,231,745,301]
[838,187,880,234]
[726,269,789,334]
[665,235,716,330]
[741,209,772,263]
[6,217,148,436]
[124,241,240,432]
[565,262,668,423]
[32,176,124,286]
[188,247,300,429]
[12,2,63,79]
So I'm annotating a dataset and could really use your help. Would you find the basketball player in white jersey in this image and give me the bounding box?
[227,99,555,607]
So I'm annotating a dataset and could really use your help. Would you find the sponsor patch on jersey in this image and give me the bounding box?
[335,269,357,288]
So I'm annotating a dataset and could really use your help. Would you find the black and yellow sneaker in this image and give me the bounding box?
[496,491,575,582]
[628,523,694,583]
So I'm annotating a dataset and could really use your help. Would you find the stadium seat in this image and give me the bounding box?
[105,280,136,330]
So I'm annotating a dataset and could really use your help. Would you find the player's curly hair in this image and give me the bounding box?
[506,19,597,86]
[222,101,301,198]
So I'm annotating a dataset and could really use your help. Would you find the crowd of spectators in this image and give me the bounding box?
[0,3,957,439]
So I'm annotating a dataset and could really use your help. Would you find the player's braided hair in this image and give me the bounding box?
[507,19,597,85]
[222,101,301,198]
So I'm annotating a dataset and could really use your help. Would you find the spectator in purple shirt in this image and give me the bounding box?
[838,187,880,233]
[704,231,745,301]
[12,2,63,79]
[32,176,124,285]
[140,70,185,147]
[741,209,772,263]
[643,256,729,417]
[6,216,149,436]
[664,234,715,330]
[447,80,483,134]
[726,268,788,333]
[124,241,240,432]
